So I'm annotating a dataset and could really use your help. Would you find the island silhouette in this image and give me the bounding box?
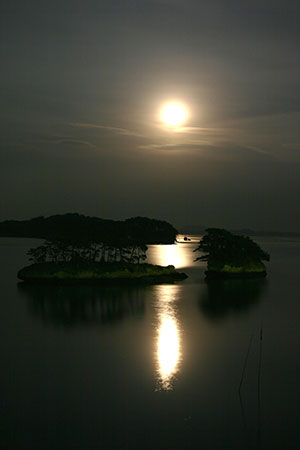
[3,214,270,284]
[0,213,177,244]
[194,228,270,278]
[13,214,187,284]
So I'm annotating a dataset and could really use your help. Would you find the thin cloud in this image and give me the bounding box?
[173,126,234,135]
[70,122,145,138]
[139,143,185,151]
[30,137,97,149]
[139,140,273,160]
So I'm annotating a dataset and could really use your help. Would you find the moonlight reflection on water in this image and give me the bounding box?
[155,284,182,391]
[148,242,193,269]
[1,238,300,449]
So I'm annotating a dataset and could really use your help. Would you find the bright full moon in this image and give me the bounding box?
[161,103,187,126]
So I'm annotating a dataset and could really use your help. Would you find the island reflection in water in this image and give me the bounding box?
[18,284,146,328]
[154,284,182,391]
[199,277,267,321]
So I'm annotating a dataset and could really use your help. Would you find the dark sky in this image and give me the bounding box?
[1,0,300,230]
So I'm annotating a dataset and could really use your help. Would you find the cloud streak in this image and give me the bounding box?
[70,122,145,138]
[139,139,273,161]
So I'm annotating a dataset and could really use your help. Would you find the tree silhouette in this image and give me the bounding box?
[27,239,148,265]
[194,228,270,271]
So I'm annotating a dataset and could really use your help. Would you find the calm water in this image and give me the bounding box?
[1,237,299,449]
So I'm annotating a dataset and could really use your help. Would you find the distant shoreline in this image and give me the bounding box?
[178,230,300,239]
[0,214,178,245]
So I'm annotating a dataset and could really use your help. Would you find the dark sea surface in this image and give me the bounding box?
[1,237,299,450]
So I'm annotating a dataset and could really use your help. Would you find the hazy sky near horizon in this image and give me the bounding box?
[1,0,300,230]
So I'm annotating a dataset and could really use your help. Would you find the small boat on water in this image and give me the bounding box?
[175,235,193,243]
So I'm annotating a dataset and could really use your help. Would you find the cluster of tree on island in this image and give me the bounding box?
[25,227,270,274]
[194,228,270,265]
[10,215,272,284]
[27,239,148,264]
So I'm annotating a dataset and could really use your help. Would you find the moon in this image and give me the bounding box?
[160,102,187,127]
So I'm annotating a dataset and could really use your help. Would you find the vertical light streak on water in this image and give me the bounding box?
[155,284,182,391]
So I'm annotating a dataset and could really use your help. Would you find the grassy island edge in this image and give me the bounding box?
[205,261,267,279]
[17,262,188,285]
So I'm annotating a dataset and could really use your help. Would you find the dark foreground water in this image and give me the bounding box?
[1,237,299,450]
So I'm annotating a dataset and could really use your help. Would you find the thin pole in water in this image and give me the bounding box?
[238,333,254,449]
[239,333,254,394]
[257,323,263,449]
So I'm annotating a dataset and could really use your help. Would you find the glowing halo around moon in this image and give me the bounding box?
[160,102,188,127]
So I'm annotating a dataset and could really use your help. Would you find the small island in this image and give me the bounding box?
[18,238,187,284]
[194,228,270,279]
